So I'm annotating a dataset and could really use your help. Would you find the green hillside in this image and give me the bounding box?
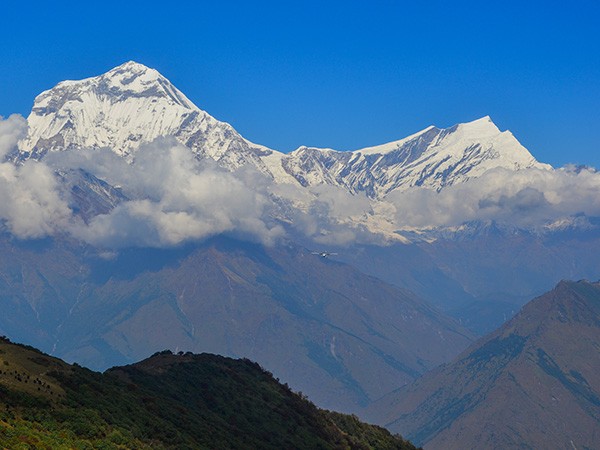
[0,337,418,449]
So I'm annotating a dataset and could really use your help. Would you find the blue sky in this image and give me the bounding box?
[1,1,599,167]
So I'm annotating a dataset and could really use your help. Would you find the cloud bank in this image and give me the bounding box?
[388,166,600,229]
[2,114,600,248]
[0,115,72,238]
[49,138,285,247]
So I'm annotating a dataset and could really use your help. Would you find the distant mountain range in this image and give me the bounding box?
[0,337,418,449]
[367,280,600,449]
[0,235,473,413]
[17,61,548,197]
[336,220,600,334]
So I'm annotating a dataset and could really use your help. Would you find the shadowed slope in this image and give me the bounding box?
[0,235,473,414]
[368,280,600,449]
[0,337,418,449]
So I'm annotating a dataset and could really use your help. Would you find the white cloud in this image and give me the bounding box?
[61,139,285,247]
[0,116,72,238]
[268,181,380,246]
[4,111,600,248]
[0,114,27,159]
[387,166,600,229]
[0,161,73,238]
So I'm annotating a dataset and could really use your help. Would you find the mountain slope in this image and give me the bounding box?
[0,337,418,449]
[367,280,600,449]
[0,235,473,414]
[327,217,600,337]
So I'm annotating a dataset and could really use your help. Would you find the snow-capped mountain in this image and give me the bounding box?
[18,61,550,199]
[283,117,550,197]
[18,61,287,178]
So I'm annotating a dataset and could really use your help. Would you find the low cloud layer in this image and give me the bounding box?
[49,138,285,247]
[0,114,27,159]
[2,114,600,248]
[0,115,72,238]
[388,166,600,229]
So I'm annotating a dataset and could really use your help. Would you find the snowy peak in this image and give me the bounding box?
[423,115,542,169]
[18,61,281,173]
[20,60,204,158]
[355,125,438,156]
[97,61,196,108]
[105,60,161,82]
[282,116,550,197]
[451,115,499,138]
[355,116,506,156]
[338,117,498,157]
[32,61,194,117]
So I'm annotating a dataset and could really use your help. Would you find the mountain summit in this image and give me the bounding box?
[19,61,279,174]
[18,61,550,197]
[284,115,549,196]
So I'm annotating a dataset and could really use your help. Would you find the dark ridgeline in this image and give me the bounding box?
[0,337,419,449]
